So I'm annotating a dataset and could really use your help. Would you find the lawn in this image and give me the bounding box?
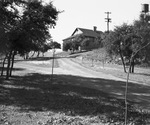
[0,56,150,125]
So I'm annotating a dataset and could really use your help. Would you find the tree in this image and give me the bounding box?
[102,14,150,124]
[133,17,150,64]
[50,41,61,49]
[63,41,71,51]
[0,0,21,78]
[0,0,59,79]
[63,35,81,52]
[124,18,150,125]
[80,38,90,50]
[103,23,141,73]
[103,29,127,73]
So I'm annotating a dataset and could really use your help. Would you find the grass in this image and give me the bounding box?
[0,72,150,124]
[19,57,59,68]
[68,49,150,85]
[0,55,150,125]
[72,57,150,85]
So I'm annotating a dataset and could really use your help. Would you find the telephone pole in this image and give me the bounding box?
[105,12,112,33]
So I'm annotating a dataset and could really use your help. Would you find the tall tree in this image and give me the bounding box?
[0,0,19,77]
[133,17,150,65]
[0,0,59,79]
[103,29,127,73]
[103,23,142,73]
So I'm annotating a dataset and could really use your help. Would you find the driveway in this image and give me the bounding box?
[15,57,126,82]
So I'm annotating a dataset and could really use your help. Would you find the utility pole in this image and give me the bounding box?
[105,12,112,33]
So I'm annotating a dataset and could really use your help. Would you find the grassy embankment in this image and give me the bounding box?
[60,49,150,85]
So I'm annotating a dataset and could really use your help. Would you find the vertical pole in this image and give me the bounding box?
[105,12,112,33]
[51,48,55,83]
[124,55,133,125]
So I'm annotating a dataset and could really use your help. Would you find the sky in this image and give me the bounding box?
[45,0,150,44]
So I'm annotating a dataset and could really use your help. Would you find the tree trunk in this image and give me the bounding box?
[42,52,44,57]
[30,51,35,58]
[9,51,15,77]
[24,55,26,60]
[129,61,132,73]
[26,53,29,59]
[1,53,8,76]
[129,57,135,73]
[131,57,135,73]
[37,51,40,57]
[6,51,12,80]
[119,52,126,73]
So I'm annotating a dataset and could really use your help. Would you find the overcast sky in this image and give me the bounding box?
[45,0,150,44]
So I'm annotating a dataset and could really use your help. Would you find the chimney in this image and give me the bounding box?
[93,26,97,32]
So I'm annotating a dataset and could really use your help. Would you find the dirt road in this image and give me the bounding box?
[14,57,150,109]
[15,57,127,82]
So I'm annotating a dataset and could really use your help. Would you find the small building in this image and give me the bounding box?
[62,26,103,51]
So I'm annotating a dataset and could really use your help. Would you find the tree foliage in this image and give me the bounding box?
[133,17,150,64]
[63,42,71,51]
[51,41,61,49]
[103,16,150,73]
[0,0,59,79]
[63,34,102,52]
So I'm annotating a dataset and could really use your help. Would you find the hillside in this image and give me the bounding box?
[57,49,150,85]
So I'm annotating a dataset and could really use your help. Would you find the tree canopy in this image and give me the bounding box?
[103,15,150,73]
[63,34,102,52]
[0,0,59,79]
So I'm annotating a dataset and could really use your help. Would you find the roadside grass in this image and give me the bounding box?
[57,49,150,84]
[0,70,150,124]
[15,57,60,69]
[0,57,59,78]
[64,48,150,85]
[71,56,150,85]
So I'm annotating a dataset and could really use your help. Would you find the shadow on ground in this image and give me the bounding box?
[134,72,150,77]
[0,67,25,73]
[14,56,74,63]
[0,73,150,124]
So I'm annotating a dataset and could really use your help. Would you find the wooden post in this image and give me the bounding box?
[51,48,55,83]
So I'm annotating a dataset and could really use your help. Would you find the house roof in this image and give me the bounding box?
[62,34,80,41]
[74,28,102,37]
[63,27,103,41]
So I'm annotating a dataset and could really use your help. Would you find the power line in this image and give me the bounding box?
[105,12,112,33]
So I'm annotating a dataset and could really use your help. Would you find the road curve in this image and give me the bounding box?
[15,57,127,82]
[56,58,126,81]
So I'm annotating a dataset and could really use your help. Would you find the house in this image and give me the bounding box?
[63,26,103,51]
